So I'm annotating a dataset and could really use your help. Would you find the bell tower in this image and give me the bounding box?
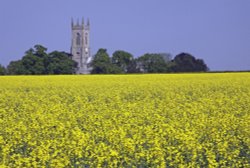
[71,18,91,74]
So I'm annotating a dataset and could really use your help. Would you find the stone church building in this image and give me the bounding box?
[71,18,92,74]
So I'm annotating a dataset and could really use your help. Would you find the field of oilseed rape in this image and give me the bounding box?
[0,73,249,167]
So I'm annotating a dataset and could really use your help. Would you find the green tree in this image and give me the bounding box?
[22,51,45,74]
[127,59,140,73]
[0,64,6,75]
[111,50,133,73]
[172,53,209,72]
[160,53,172,63]
[137,53,168,73]
[47,51,77,74]
[12,45,48,74]
[6,45,77,75]
[195,59,209,71]
[7,60,27,75]
[34,45,47,57]
[91,49,121,74]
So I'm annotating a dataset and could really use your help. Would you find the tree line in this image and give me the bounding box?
[0,45,76,75]
[91,49,208,74]
[0,45,209,75]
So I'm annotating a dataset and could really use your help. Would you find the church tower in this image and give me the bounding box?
[71,18,91,74]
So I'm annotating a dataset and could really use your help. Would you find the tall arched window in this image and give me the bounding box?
[76,33,81,45]
[85,33,88,45]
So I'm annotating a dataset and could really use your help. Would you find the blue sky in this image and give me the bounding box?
[0,0,250,71]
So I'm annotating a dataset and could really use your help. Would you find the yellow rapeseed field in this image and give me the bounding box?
[0,73,249,167]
